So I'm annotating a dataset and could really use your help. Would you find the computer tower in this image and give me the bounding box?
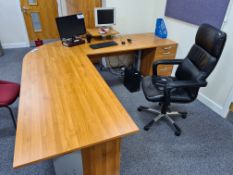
[124,68,141,92]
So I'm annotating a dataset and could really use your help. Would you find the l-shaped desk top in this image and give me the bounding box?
[13,33,177,169]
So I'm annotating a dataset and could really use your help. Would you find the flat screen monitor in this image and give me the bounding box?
[94,8,116,27]
[56,13,86,39]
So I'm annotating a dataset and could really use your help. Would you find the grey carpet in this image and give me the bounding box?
[0,48,55,175]
[1,48,233,175]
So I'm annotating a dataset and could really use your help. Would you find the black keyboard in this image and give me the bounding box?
[90,41,118,49]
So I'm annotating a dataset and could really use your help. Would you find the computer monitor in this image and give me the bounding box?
[94,8,116,27]
[56,13,86,39]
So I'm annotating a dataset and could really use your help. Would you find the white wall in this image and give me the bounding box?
[0,1,29,48]
[58,0,68,16]
[105,0,156,34]
[153,0,233,117]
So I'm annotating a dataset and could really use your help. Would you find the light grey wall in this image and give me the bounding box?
[105,0,156,34]
[0,1,29,48]
[102,0,107,7]
[58,0,68,16]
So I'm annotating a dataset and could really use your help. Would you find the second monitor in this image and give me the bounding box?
[94,7,116,27]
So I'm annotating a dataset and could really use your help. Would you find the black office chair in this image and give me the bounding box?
[138,24,227,136]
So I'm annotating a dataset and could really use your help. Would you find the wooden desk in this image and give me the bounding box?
[14,33,177,174]
[83,33,177,76]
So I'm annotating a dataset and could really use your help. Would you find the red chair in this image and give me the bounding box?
[0,80,20,128]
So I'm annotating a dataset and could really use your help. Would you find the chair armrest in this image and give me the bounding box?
[154,80,207,106]
[153,59,184,76]
[166,80,207,89]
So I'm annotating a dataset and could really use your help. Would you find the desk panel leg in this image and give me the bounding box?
[81,138,121,175]
[140,49,156,76]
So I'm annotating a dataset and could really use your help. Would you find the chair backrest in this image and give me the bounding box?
[175,24,227,100]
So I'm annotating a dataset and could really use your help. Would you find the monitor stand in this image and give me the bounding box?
[86,28,119,39]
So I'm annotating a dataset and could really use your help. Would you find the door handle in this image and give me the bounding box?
[22,6,31,13]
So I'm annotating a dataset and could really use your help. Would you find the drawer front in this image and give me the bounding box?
[157,65,173,76]
[140,43,178,76]
[154,44,177,76]
[155,44,177,59]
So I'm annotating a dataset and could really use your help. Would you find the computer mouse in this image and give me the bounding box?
[127,39,132,43]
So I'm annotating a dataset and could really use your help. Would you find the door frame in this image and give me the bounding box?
[20,0,61,44]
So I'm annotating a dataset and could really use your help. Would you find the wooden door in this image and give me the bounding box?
[20,0,59,41]
[66,0,102,28]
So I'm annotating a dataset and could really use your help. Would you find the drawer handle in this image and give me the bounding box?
[163,52,171,55]
[163,46,172,50]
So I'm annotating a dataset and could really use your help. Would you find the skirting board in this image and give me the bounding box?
[198,92,227,118]
[2,42,30,49]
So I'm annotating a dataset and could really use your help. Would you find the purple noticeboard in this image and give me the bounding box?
[165,0,230,28]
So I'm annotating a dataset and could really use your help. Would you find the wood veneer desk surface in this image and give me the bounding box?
[14,33,176,168]
[83,33,177,56]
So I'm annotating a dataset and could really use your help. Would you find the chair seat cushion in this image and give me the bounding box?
[142,76,193,103]
[0,80,20,106]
